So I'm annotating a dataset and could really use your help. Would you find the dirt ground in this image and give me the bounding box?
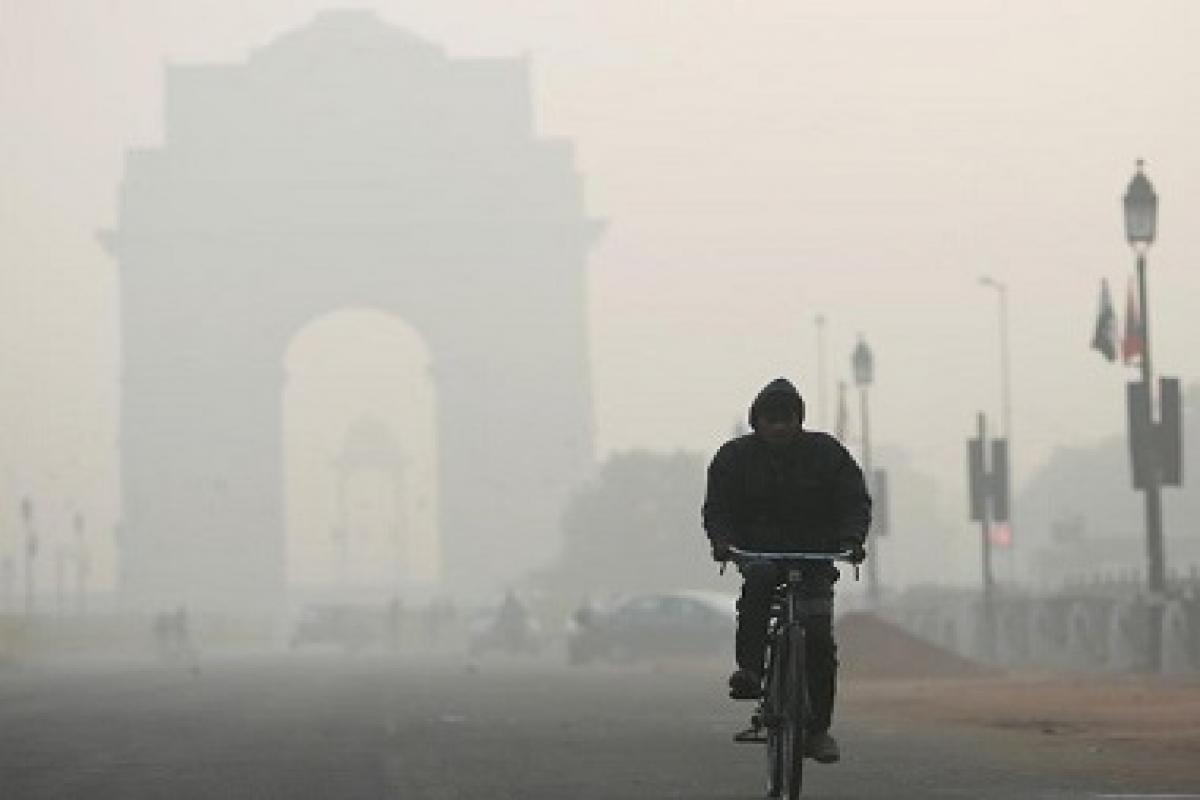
[835,612,1200,784]
[841,672,1200,785]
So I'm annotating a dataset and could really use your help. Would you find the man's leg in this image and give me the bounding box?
[804,612,837,734]
[798,568,841,763]
[730,561,778,697]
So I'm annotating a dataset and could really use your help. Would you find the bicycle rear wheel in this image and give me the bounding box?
[779,623,807,799]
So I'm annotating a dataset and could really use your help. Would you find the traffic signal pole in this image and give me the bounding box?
[968,412,1001,662]
[977,413,996,662]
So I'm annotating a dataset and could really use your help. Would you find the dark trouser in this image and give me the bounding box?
[736,560,837,735]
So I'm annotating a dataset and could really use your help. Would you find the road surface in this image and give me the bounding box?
[1,654,1196,799]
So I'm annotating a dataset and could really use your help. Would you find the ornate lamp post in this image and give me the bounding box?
[852,336,880,606]
[1123,160,1167,670]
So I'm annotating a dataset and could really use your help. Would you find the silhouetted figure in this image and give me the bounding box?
[703,378,870,764]
[495,590,530,646]
[153,606,198,673]
[470,590,538,656]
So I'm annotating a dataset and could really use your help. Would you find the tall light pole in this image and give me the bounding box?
[979,275,1014,576]
[1123,159,1166,670]
[978,277,1011,444]
[852,335,879,606]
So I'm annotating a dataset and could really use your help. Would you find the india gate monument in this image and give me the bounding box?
[103,10,600,610]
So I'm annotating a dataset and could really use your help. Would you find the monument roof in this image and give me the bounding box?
[249,9,445,67]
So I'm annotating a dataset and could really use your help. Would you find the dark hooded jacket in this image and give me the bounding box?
[702,378,871,553]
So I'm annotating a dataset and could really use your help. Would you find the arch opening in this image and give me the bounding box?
[283,308,438,604]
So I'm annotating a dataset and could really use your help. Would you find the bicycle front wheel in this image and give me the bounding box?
[779,623,807,799]
[765,640,782,797]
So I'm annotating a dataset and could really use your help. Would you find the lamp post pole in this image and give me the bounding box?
[1136,250,1165,599]
[852,336,879,607]
[977,412,997,661]
[978,279,1012,453]
[980,276,1014,578]
[1135,242,1166,666]
[860,383,878,606]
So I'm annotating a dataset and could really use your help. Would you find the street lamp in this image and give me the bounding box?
[1123,159,1166,670]
[1124,160,1157,247]
[851,336,879,606]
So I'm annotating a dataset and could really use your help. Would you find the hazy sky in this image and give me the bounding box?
[3,1,1200,589]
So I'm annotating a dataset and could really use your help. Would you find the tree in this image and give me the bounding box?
[1016,381,1200,584]
[535,450,725,601]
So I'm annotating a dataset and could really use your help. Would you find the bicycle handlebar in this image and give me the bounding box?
[725,545,856,563]
[720,545,862,580]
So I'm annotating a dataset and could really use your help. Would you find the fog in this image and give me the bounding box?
[3,1,1200,617]
[7,9,1200,800]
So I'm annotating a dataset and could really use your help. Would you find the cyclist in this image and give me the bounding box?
[703,377,870,764]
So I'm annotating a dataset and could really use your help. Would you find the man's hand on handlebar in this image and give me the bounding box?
[710,537,732,563]
[839,540,867,565]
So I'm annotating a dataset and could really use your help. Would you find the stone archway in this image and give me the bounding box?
[104,11,600,611]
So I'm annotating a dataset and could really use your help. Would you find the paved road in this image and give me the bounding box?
[1,654,1196,799]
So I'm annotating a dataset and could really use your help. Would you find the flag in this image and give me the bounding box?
[1090,279,1117,362]
[835,381,849,441]
[1122,278,1143,365]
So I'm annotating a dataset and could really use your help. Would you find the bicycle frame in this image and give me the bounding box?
[726,547,854,799]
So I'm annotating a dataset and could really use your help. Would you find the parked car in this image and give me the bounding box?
[566,591,736,665]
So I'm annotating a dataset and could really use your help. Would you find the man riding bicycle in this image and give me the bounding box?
[703,377,870,764]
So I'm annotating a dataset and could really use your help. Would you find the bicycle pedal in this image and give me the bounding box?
[733,728,768,743]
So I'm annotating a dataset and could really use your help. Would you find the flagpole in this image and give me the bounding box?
[1091,279,1118,362]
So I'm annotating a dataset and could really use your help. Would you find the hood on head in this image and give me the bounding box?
[749,378,806,431]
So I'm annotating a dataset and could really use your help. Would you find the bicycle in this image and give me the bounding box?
[723,546,858,799]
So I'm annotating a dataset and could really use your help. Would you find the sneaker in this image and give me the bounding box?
[727,668,762,700]
[805,731,840,764]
